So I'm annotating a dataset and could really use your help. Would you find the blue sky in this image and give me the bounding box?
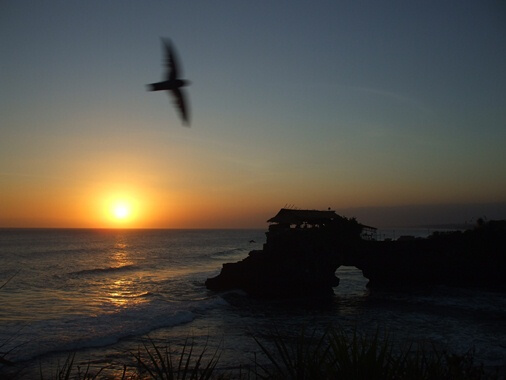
[1,1,505,228]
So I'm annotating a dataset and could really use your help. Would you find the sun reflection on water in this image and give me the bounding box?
[114,241,127,250]
[99,236,149,309]
[111,249,133,268]
[104,278,149,308]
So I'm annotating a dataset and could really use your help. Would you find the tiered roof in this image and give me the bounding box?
[267,208,343,225]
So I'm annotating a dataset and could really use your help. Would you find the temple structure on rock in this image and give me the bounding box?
[267,208,344,228]
[267,208,377,239]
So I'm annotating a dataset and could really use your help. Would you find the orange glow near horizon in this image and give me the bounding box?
[1,171,504,229]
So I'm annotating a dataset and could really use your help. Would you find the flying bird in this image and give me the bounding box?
[147,38,191,126]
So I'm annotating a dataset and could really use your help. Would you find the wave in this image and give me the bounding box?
[107,290,154,300]
[68,265,138,276]
[208,247,249,260]
[17,247,91,258]
[2,296,226,363]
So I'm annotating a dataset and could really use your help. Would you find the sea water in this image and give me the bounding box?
[0,228,504,377]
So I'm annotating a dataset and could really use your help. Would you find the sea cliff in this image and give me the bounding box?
[205,210,506,296]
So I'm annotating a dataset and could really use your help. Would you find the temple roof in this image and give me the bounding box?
[267,208,344,225]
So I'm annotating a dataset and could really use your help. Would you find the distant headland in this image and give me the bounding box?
[205,208,506,296]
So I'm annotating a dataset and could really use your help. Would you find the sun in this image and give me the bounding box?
[109,199,133,224]
[112,202,131,220]
[100,190,145,227]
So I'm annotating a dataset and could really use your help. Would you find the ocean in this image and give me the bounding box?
[0,228,504,378]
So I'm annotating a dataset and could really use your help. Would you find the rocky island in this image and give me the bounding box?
[205,209,506,297]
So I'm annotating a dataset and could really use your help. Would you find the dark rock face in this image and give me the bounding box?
[205,220,506,297]
[204,249,339,297]
[355,222,506,289]
[205,222,361,297]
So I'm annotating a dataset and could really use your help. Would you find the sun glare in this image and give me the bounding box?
[113,203,130,220]
[99,189,151,228]
[106,197,136,225]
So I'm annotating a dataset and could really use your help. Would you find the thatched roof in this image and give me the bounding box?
[267,208,344,225]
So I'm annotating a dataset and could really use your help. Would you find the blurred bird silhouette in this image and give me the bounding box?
[147,38,191,126]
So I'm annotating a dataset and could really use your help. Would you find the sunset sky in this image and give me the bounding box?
[1,1,505,228]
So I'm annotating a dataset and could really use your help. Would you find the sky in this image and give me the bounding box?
[1,1,506,229]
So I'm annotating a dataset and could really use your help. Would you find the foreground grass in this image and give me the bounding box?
[254,326,496,379]
[132,337,221,380]
[1,325,499,380]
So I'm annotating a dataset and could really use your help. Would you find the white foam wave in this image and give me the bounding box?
[67,264,137,276]
[3,296,226,362]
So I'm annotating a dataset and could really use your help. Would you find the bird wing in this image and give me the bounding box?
[169,88,190,126]
[163,38,180,81]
